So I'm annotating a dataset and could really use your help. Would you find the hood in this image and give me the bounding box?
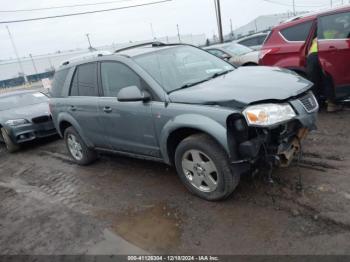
[0,102,50,122]
[168,66,312,108]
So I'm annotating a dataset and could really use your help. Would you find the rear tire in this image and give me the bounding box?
[64,127,97,165]
[174,134,240,201]
[1,128,20,153]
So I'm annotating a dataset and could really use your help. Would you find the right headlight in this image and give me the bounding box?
[243,103,296,127]
[5,119,29,126]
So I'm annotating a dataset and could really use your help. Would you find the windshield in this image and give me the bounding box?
[0,92,48,111]
[134,46,234,93]
[222,43,252,56]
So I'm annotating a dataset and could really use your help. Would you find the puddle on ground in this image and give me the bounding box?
[96,204,182,252]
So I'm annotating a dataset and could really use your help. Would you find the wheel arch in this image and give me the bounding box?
[59,121,72,137]
[57,113,94,148]
[160,114,229,165]
[241,62,258,66]
[0,124,3,141]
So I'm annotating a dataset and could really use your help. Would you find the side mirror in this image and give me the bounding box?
[221,54,231,61]
[117,86,151,102]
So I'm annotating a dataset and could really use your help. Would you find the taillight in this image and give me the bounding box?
[259,48,279,61]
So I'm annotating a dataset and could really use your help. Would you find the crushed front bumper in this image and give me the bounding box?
[229,92,318,170]
[6,121,57,144]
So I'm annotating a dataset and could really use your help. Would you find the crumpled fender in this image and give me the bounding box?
[159,114,230,164]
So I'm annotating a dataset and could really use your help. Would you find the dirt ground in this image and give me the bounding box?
[1,109,350,255]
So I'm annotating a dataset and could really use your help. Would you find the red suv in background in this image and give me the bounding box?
[260,6,350,101]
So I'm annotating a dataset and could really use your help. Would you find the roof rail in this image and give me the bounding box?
[114,41,173,53]
[61,50,112,66]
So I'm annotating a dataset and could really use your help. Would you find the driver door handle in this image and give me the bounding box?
[103,106,112,113]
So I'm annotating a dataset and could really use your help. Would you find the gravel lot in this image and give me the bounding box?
[0,109,350,255]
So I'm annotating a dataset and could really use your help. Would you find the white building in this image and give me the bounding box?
[0,34,207,81]
[225,11,308,41]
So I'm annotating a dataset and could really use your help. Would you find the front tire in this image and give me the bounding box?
[1,128,20,153]
[174,134,240,201]
[64,127,97,165]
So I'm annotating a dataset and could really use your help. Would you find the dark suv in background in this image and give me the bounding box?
[50,43,318,201]
[260,6,350,101]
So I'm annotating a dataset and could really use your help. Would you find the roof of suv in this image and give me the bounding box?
[276,5,350,29]
[117,45,176,57]
[58,42,185,70]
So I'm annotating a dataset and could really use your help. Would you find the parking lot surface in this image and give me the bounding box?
[1,110,350,255]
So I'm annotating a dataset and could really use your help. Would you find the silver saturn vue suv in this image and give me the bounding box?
[49,42,318,201]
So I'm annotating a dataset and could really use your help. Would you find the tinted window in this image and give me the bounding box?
[69,63,98,96]
[101,62,142,97]
[257,35,268,45]
[318,12,350,39]
[281,21,313,41]
[70,70,79,96]
[207,49,227,57]
[0,92,48,111]
[239,37,259,46]
[51,69,69,97]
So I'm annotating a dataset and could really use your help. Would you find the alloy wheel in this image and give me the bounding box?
[67,134,83,161]
[181,150,219,193]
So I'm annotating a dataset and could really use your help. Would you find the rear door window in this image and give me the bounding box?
[69,63,98,96]
[281,21,313,41]
[51,68,69,97]
[207,49,227,57]
[239,37,259,46]
[318,11,350,39]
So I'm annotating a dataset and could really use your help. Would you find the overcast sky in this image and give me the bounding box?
[0,0,344,60]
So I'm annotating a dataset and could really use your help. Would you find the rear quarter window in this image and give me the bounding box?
[280,21,313,41]
[50,69,69,97]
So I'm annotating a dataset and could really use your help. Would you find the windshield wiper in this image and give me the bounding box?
[168,78,212,94]
[168,69,234,94]
[211,69,234,79]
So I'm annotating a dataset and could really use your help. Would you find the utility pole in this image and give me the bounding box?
[330,0,333,7]
[177,24,181,43]
[230,18,234,39]
[6,25,28,83]
[150,23,156,40]
[86,33,95,51]
[214,0,224,43]
[292,0,296,16]
[254,19,258,33]
[29,54,38,75]
[47,57,54,71]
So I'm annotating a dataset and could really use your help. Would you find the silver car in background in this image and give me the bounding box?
[204,43,259,67]
[235,32,269,51]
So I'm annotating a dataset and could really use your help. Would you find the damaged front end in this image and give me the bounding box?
[227,91,318,175]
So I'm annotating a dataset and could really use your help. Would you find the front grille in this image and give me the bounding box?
[299,92,318,113]
[32,115,52,124]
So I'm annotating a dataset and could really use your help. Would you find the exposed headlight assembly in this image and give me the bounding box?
[5,119,29,126]
[243,103,296,127]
